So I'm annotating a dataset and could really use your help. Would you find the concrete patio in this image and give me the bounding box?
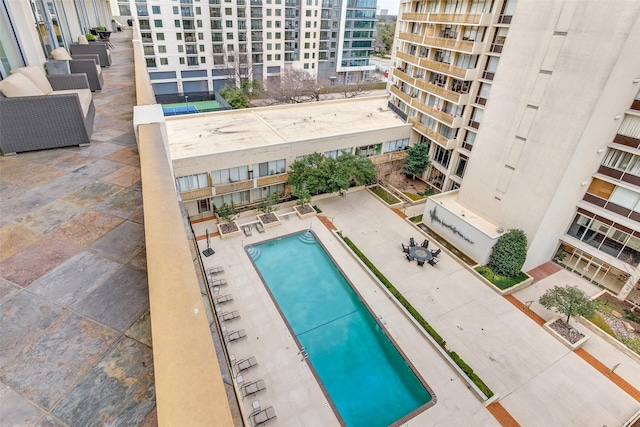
[194,189,640,426]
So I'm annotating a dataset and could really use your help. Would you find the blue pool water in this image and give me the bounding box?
[248,232,432,427]
[162,105,199,116]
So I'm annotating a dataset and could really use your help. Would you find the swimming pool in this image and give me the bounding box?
[247,231,433,427]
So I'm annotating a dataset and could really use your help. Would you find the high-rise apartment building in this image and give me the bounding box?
[388,0,516,192]
[116,0,377,95]
[419,0,640,303]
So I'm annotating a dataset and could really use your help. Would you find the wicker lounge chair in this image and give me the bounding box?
[208,266,225,274]
[256,222,265,233]
[0,67,94,155]
[47,47,104,91]
[243,225,252,236]
[219,310,241,322]
[70,39,112,67]
[214,294,233,304]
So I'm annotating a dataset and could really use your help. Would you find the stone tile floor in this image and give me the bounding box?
[0,30,156,426]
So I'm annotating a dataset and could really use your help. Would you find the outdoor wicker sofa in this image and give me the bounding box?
[0,66,95,155]
[47,47,104,91]
[70,35,112,67]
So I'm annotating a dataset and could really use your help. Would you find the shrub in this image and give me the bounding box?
[588,314,615,337]
[85,33,96,41]
[489,229,527,277]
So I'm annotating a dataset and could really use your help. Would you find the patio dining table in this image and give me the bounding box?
[409,245,433,262]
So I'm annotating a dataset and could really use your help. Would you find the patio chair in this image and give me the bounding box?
[409,237,416,247]
[208,266,225,274]
[421,239,429,248]
[47,47,104,91]
[219,310,241,322]
[241,379,266,398]
[431,248,442,257]
[428,258,438,267]
[417,259,425,267]
[71,35,112,66]
[250,406,277,426]
[0,67,94,155]
[210,277,228,286]
[234,356,258,374]
[401,243,410,253]
[214,294,233,304]
[226,329,247,343]
[256,222,265,233]
[405,253,414,262]
[243,225,252,236]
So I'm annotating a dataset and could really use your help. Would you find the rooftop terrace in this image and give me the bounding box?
[0,30,156,426]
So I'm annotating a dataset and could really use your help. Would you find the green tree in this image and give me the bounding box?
[489,229,527,277]
[287,152,376,195]
[404,143,430,178]
[539,285,597,324]
[219,86,250,109]
[292,185,312,206]
[257,191,280,213]
[216,202,237,223]
[375,18,396,55]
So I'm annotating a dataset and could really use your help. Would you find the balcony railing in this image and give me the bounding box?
[387,101,408,122]
[397,32,477,53]
[391,67,462,103]
[410,99,459,126]
[394,50,475,80]
[389,84,411,104]
[214,180,254,195]
[180,187,213,201]
[400,12,484,24]
[257,174,288,187]
[408,118,457,149]
[613,133,640,149]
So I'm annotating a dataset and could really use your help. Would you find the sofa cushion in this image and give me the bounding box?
[78,35,89,44]
[0,72,45,97]
[96,65,102,75]
[50,88,92,117]
[51,47,73,60]
[10,66,54,95]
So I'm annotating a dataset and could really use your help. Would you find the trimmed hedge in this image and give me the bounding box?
[342,235,494,398]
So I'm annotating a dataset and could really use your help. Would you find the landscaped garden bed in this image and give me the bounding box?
[475,265,530,290]
[217,221,242,239]
[586,292,640,356]
[368,184,402,206]
[543,317,589,350]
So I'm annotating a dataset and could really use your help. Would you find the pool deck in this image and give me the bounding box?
[193,189,640,427]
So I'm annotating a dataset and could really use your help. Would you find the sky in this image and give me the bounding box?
[378,0,401,15]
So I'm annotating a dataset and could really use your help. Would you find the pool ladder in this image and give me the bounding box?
[298,346,309,362]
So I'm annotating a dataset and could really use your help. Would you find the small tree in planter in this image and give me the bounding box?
[292,185,315,217]
[539,285,597,324]
[216,202,240,236]
[489,229,527,277]
[257,192,281,226]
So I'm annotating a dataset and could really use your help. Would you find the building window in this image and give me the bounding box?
[214,190,250,207]
[325,149,351,159]
[146,58,157,67]
[383,138,409,153]
[180,57,185,64]
[432,145,451,168]
[355,144,381,157]
[173,6,179,14]
[152,5,161,14]
[252,184,284,201]
[160,58,168,65]
[226,20,233,27]
[227,33,234,39]
[254,160,286,177]
[176,33,182,40]
[176,173,209,192]
[154,20,163,27]
[156,33,165,40]
[178,45,184,52]
[175,20,181,27]
[454,155,468,178]
[212,166,250,184]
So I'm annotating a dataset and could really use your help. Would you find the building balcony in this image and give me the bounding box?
[394,50,477,80]
[391,67,463,104]
[582,193,640,223]
[214,179,255,195]
[257,173,289,187]
[410,99,462,127]
[389,84,411,104]
[408,117,458,149]
[400,11,491,25]
[397,32,481,54]
[180,187,214,201]
[613,133,640,150]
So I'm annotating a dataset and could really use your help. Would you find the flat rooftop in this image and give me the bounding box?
[431,190,506,239]
[165,96,407,160]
